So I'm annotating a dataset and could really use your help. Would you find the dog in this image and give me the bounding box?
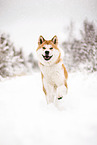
[36,35,68,104]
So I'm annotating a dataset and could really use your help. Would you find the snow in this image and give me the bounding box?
[0,1,97,144]
[0,72,97,145]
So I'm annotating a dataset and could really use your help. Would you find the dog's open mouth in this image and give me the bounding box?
[42,55,53,61]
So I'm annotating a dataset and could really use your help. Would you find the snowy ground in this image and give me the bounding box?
[0,72,97,145]
[0,1,97,144]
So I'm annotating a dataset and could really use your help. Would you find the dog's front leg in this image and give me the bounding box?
[57,85,67,100]
[43,79,55,104]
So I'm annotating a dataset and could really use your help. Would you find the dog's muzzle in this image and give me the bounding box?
[42,51,53,61]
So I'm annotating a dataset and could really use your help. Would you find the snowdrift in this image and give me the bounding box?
[0,72,97,145]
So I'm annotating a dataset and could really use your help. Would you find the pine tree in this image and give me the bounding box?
[80,20,97,72]
[0,33,13,77]
[0,33,27,77]
[62,20,97,72]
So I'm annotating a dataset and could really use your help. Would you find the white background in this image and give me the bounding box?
[0,0,97,55]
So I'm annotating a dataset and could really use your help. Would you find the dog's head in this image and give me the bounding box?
[36,35,61,66]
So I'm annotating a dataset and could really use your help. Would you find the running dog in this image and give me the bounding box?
[36,35,68,104]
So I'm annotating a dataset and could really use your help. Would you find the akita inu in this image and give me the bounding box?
[36,35,68,104]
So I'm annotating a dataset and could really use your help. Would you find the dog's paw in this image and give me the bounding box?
[54,96,65,110]
[57,85,67,99]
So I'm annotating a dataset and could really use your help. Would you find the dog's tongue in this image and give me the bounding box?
[45,56,49,59]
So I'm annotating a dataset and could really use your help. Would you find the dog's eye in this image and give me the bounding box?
[50,47,53,50]
[43,47,46,49]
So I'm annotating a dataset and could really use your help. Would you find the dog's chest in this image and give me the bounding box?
[40,63,64,86]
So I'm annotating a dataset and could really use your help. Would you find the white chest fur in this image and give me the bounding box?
[39,62,65,87]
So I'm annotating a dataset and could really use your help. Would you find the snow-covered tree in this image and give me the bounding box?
[0,33,27,77]
[62,20,97,72]
[0,33,39,78]
[27,53,38,71]
[0,33,14,77]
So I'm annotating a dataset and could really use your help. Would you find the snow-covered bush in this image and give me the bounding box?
[62,20,97,72]
[0,33,38,78]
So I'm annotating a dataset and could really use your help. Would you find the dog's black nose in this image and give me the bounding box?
[45,51,49,55]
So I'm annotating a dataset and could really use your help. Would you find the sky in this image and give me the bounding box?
[0,0,97,24]
[0,0,97,55]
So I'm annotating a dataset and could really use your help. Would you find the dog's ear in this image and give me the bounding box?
[51,35,58,45]
[38,35,45,45]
